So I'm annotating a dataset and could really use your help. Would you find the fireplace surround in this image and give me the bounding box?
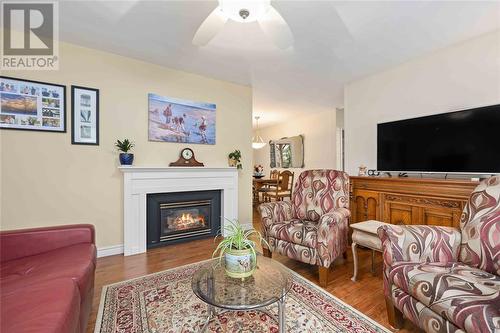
[147,190,221,248]
[120,167,239,256]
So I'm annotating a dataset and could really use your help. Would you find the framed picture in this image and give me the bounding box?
[0,76,66,132]
[71,85,99,145]
[148,93,216,145]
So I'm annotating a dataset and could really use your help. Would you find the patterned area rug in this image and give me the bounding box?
[94,260,390,333]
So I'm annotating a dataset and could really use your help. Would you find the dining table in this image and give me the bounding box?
[252,177,279,204]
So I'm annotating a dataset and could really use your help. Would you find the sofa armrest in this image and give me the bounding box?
[377,224,461,267]
[316,208,351,267]
[0,224,95,263]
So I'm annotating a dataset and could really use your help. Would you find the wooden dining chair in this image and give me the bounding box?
[256,170,279,203]
[264,170,294,202]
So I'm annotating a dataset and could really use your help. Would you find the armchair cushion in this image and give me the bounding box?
[268,237,318,265]
[461,212,500,276]
[378,224,461,267]
[459,176,500,275]
[267,219,318,248]
[391,286,461,333]
[387,262,500,333]
[292,170,349,222]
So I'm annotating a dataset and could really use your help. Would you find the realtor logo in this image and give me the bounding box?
[1,1,59,70]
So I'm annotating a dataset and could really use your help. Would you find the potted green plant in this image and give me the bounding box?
[228,150,242,169]
[213,219,268,278]
[115,139,135,165]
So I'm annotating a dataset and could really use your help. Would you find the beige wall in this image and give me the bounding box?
[252,109,336,180]
[0,42,253,249]
[345,30,500,175]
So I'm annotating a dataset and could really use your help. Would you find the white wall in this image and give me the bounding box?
[252,109,336,179]
[1,41,253,249]
[345,30,500,175]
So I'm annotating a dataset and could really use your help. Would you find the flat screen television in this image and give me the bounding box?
[377,104,500,174]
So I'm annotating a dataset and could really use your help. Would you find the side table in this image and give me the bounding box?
[350,220,388,282]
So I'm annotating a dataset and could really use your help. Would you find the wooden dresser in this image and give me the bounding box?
[350,177,479,228]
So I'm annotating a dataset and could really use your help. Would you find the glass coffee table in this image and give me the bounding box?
[191,255,292,333]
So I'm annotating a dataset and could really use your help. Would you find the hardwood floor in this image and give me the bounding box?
[87,209,419,332]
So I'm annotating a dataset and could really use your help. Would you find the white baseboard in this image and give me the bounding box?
[97,244,124,258]
[97,225,254,258]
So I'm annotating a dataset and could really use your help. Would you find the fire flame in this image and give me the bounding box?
[172,213,205,230]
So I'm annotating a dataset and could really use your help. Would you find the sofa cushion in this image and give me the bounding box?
[0,243,96,299]
[1,278,80,333]
[267,219,318,248]
[460,176,500,275]
[389,261,500,332]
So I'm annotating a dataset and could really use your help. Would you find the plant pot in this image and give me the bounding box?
[119,153,134,166]
[224,248,256,278]
[228,158,238,168]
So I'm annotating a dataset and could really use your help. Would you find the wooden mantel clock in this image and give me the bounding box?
[169,148,204,167]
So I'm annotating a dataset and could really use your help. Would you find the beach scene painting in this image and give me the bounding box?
[148,93,216,145]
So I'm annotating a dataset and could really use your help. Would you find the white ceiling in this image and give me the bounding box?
[59,1,500,128]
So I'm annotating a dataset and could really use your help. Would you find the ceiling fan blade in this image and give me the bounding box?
[258,6,293,49]
[193,7,228,46]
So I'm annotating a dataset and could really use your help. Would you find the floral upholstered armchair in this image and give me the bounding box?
[378,176,500,333]
[258,170,350,287]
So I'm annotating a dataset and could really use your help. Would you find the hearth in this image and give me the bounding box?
[147,190,221,248]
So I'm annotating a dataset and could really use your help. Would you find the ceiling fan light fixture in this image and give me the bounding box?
[218,0,271,23]
[239,9,250,20]
[193,0,293,49]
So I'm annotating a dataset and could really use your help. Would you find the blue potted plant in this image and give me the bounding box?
[115,139,134,165]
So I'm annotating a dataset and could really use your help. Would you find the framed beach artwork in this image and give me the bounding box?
[0,76,66,132]
[71,86,99,145]
[148,93,216,145]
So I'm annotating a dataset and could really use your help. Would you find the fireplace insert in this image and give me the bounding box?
[146,190,221,248]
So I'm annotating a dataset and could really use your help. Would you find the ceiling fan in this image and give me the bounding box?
[193,0,293,49]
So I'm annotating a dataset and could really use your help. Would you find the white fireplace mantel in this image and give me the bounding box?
[120,166,238,256]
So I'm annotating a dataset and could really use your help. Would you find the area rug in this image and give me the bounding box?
[94,260,390,333]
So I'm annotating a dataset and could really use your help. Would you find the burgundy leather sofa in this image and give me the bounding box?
[0,224,97,333]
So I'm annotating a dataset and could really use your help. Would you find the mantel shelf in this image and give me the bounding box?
[118,166,238,173]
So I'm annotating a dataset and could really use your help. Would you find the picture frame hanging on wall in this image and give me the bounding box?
[0,76,66,132]
[71,85,99,145]
[148,93,216,145]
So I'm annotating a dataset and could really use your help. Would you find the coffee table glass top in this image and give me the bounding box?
[191,255,292,310]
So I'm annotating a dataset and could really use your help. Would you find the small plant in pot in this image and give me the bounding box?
[115,139,135,165]
[228,150,242,169]
[213,219,268,278]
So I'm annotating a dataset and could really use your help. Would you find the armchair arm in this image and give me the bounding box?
[258,201,293,244]
[316,208,351,267]
[377,224,461,268]
[0,224,95,263]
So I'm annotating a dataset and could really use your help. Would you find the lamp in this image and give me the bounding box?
[252,116,266,149]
